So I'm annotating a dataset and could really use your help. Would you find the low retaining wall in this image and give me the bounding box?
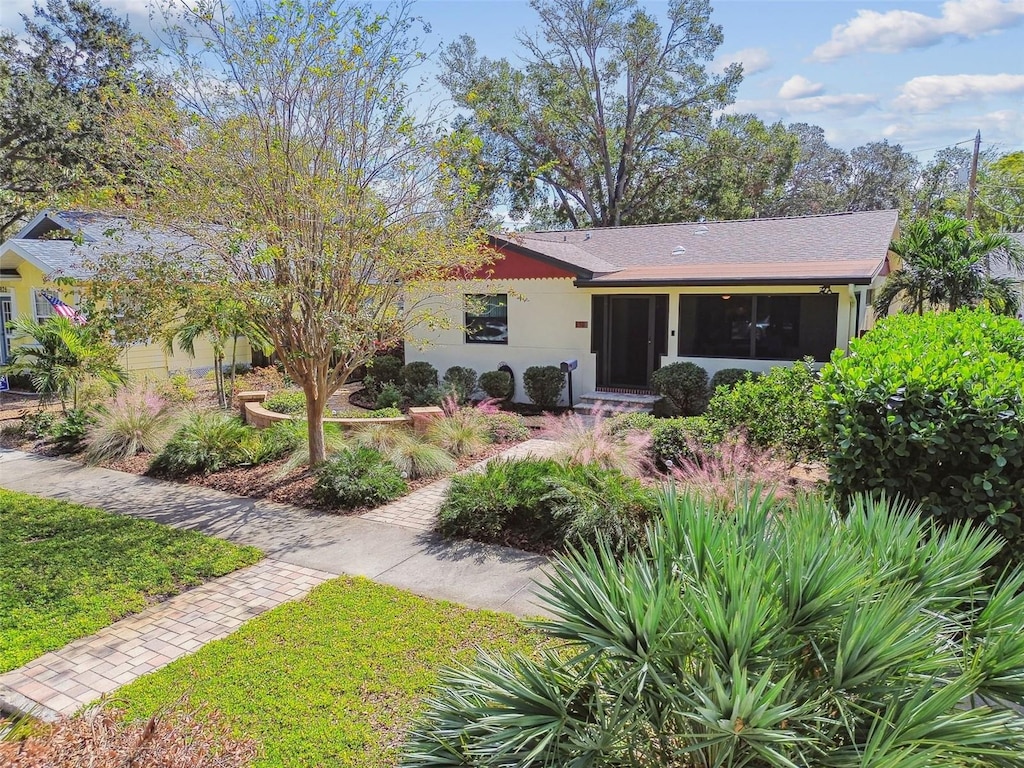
[237,390,442,432]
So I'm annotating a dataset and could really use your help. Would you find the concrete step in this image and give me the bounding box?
[574,391,660,416]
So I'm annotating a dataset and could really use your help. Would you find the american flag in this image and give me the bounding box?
[43,292,87,326]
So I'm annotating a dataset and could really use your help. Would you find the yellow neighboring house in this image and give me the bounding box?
[0,210,252,378]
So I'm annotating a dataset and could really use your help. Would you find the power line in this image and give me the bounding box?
[904,137,977,155]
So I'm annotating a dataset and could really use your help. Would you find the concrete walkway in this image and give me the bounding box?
[0,560,332,720]
[0,440,557,719]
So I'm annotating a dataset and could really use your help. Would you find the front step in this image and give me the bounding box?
[574,391,660,416]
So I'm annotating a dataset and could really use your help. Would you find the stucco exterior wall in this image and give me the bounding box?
[406,279,866,404]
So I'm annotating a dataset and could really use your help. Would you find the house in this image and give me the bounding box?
[405,209,899,405]
[995,232,1024,319]
[0,210,252,377]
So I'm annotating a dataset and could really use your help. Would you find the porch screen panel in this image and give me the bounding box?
[591,296,606,354]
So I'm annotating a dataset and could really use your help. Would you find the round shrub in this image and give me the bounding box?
[483,411,530,443]
[375,383,403,410]
[400,361,440,405]
[263,390,307,415]
[443,366,478,404]
[478,370,513,400]
[605,412,658,435]
[709,367,757,394]
[649,362,709,416]
[650,416,719,468]
[704,358,824,459]
[523,365,565,409]
[820,309,1024,564]
[313,447,408,509]
[367,354,403,386]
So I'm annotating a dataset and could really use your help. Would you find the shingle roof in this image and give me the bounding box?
[493,209,899,285]
[1,210,203,280]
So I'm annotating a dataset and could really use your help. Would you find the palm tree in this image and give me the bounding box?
[875,216,1024,316]
[403,489,1024,767]
[2,316,127,411]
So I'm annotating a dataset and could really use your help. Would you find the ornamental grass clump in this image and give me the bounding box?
[406,490,1024,768]
[84,387,177,464]
[542,406,651,477]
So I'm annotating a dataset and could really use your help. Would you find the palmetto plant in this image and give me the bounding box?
[3,316,127,411]
[403,489,1024,768]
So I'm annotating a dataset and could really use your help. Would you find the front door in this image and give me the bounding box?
[0,295,11,365]
[592,295,668,389]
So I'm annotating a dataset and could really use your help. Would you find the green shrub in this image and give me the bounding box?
[20,410,56,438]
[162,373,196,403]
[48,408,97,453]
[375,384,403,410]
[709,367,757,394]
[438,458,656,553]
[649,362,708,416]
[705,358,824,458]
[523,365,565,409]
[150,411,251,477]
[820,309,1024,563]
[331,407,403,419]
[85,388,176,463]
[478,370,513,400]
[442,366,478,404]
[240,420,305,466]
[399,361,439,404]
[367,354,403,386]
[263,390,307,415]
[407,492,1024,768]
[650,416,719,469]
[313,447,408,509]
[439,458,562,543]
[605,411,658,435]
[482,411,530,443]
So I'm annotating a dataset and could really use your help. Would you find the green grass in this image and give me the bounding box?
[116,577,535,768]
[0,489,262,673]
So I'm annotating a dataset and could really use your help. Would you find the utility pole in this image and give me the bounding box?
[966,130,981,220]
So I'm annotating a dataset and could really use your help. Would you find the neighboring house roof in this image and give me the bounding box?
[491,209,899,286]
[0,210,201,281]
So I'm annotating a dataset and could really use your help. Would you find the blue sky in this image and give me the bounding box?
[3,0,1022,158]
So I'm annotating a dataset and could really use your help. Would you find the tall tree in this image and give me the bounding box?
[440,0,741,228]
[844,140,919,213]
[765,123,849,217]
[912,145,972,219]
[0,0,154,238]
[976,152,1024,233]
[874,216,1024,317]
[120,0,488,464]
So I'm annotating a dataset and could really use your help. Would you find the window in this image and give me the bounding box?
[465,294,508,344]
[678,293,838,362]
[33,290,55,323]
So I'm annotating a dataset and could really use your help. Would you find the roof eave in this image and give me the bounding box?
[488,234,594,280]
[574,275,876,288]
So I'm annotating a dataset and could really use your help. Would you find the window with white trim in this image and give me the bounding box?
[33,290,55,323]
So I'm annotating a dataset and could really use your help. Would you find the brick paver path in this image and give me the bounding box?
[0,559,332,720]
[359,438,561,531]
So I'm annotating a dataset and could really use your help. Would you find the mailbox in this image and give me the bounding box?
[559,359,578,373]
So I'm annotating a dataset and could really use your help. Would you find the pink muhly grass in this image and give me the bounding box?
[542,403,652,477]
[473,397,503,415]
[671,430,794,506]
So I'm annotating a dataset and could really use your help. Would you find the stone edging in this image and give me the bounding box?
[237,391,443,433]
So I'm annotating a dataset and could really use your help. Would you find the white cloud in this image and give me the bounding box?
[812,0,1024,61]
[725,92,879,119]
[778,75,825,100]
[881,109,1024,148]
[896,73,1024,111]
[711,47,773,76]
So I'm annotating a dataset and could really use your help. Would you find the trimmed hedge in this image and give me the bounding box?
[263,390,307,415]
[650,416,720,469]
[523,366,565,409]
[443,366,478,404]
[478,370,513,400]
[650,362,708,416]
[820,309,1024,562]
[709,367,757,394]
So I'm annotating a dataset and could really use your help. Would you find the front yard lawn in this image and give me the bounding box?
[0,489,262,673]
[116,577,536,768]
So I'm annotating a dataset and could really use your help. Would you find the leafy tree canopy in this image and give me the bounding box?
[440,0,741,228]
[0,0,155,238]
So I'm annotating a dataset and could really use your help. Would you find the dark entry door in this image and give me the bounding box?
[592,295,668,389]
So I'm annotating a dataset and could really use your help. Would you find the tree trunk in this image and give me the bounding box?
[305,384,328,466]
[229,335,239,405]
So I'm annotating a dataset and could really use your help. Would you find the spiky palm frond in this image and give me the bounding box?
[403,490,1024,768]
